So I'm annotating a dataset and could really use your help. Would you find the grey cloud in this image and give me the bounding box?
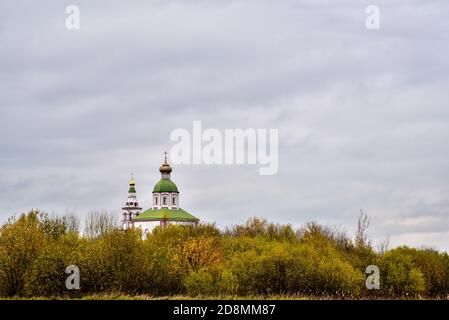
[0,0,449,251]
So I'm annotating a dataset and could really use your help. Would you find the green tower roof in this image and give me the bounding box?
[132,207,199,222]
[153,179,179,193]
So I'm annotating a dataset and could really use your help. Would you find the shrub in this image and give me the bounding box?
[141,239,178,295]
[227,242,364,296]
[151,223,221,244]
[183,267,220,296]
[442,253,449,294]
[224,217,297,241]
[79,229,150,294]
[380,247,427,297]
[0,212,46,296]
[382,246,448,296]
[1,211,448,298]
[24,233,81,297]
[168,237,221,278]
[220,236,268,260]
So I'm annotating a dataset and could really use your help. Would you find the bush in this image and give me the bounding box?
[224,217,297,241]
[381,246,448,296]
[443,253,449,294]
[1,211,448,298]
[0,212,46,296]
[226,241,364,296]
[151,223,221,244]
[220,236,268,259]
[24,233,81,297]
[168,236,222,279]
[183,267,220,296]
[380,247,427,297]
[79,229,150,294]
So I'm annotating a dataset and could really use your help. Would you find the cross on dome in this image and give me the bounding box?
[159,152,172,177]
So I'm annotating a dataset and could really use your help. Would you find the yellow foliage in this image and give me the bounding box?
[168,237,221,277]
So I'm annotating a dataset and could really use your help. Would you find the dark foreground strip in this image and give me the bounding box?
[0,299,446,319]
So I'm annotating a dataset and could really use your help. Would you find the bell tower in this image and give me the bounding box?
[122,174,142,230]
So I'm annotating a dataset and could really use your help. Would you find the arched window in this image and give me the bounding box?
[163,196,167,205]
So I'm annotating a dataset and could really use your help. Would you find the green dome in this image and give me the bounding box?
[153,179,179,193]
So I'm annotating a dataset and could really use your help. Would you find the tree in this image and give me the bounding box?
[355,209,370,248]
[63,210,81,234]
[83,210,119,238]
[0,211,45,296]
[377,237,390,255]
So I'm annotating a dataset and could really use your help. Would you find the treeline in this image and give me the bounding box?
[0,210,449,298]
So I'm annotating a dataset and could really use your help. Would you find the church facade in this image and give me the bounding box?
[122,155,199,237]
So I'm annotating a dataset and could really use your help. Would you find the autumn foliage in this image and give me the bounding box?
[0,210,448,298]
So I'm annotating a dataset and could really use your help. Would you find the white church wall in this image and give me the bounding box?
[133,220,197,239]
[133,221,160,238]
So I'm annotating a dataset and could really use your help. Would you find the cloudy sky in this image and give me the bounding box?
[1,0,448,251]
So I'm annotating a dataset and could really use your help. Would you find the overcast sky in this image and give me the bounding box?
[1,1,448,251]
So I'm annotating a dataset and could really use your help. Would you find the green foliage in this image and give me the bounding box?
[1,211,448,298]
[226,242,364,296]
[37,212,68,240]
[380,246,448,297]
[0,211,45,296]
[79,229,151,294]
[183,267,220,296]
[380,247,427,297]
[224,217,297,241]
[146,224,222,295]
[24,233,80,297]
[151,223,221,244]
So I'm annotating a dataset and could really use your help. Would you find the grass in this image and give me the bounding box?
[1,294,310,300]
[3,293,446,300]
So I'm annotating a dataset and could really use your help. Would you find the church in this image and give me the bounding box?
[122,154,199,237]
